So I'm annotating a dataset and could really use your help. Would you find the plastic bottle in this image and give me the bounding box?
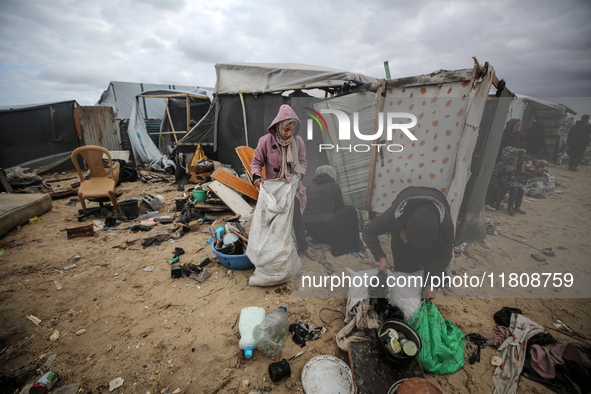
[253,306,290,357]
[239,306,266,358]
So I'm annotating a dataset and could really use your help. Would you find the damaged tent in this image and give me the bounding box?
[96,81,213,163]
[178,62,379,174]
[125,88,213,168]
[178,61,524,244]
[505,94,575,158]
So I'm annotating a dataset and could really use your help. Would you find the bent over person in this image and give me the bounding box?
[362,186,454,281]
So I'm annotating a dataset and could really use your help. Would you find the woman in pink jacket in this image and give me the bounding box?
[251,104,316,260]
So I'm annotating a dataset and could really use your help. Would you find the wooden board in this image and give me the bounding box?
[235,146,264,184]
[206,181,253,218]
[211,168,259,201]
[348,341,423,394]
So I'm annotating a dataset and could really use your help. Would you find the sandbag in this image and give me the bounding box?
[247,177,301,286]
[409,300,465,374]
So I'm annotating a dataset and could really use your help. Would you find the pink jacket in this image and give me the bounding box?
[251,105,307,181]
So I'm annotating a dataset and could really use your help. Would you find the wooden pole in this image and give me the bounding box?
[186,95,191,134]
[364,79,387,212]
[163,98,178,144]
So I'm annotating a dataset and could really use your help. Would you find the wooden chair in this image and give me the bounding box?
[71,145,120,217]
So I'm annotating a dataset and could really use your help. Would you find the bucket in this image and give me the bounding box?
[193,189,207,203]
[118,199,139,219]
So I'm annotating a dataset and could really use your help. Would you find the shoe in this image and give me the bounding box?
[515,208,527,214]
[507,207,516,216]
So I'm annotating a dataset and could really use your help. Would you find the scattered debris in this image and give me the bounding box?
[75,329,86,336]
[43,353,58,368]
[109,377,124,391]
[26,315,42,325]
[66,222,95,239]
[531,254,547,262]
[485,218,501,235]
[144,266,155,272]
[49,330,60,341]
[491,356,502,367]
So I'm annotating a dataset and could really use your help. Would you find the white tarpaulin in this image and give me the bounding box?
[214,62,378,94]
[247,178,302,287]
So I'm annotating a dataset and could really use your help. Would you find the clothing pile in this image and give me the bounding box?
[474,307,591,393]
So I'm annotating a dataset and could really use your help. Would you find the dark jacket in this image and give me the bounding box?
[303,174,344,223]
[567,120,591,147]
[362,186,454,275]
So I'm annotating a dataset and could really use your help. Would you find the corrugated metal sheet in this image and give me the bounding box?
[79,106,120,150]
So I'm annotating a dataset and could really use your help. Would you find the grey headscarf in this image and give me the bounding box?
[315,165,337,180]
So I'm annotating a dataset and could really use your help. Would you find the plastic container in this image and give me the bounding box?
[253,306,289,357]
[193,189,207,203]
[239,306,266,358]
[118,199,139,219]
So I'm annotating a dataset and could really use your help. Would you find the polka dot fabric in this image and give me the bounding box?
[370,81,474,212]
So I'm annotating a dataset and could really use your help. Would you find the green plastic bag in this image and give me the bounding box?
[408,300,465,374]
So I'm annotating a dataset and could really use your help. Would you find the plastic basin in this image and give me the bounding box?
[210,240,254,270]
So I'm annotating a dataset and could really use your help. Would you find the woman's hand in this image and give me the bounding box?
[297,173,302,180]
[254,179,262,188]
[377,257,391,275]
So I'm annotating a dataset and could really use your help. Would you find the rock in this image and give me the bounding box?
[109,377,124,391]
[491,356,502,367]
[49,329,60,341]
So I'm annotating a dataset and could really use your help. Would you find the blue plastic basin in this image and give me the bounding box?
[209,238,254,270]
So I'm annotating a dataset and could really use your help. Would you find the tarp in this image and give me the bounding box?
[127,89,213,166]
[0,100,80,170]
[96,81,213,119]
[314,67,494,223]
[214,62,378,94]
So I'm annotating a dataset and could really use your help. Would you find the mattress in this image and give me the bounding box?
[0,193,52,238]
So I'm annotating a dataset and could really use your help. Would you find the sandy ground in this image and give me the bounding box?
[0,161,590,394]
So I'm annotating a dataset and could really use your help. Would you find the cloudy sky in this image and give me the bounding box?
[1,0,590,114]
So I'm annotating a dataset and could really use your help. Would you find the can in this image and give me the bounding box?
[387,338,402,356]
[380,328,398,341]
[29,371,59,394]
[402,340,418,357]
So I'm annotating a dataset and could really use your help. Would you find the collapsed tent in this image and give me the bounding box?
[96,81,209,120]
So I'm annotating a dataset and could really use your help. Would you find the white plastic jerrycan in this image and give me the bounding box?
[238,306,266,358]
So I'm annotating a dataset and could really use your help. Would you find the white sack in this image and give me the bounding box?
[344,268,423,322]
[247,178,302,286]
